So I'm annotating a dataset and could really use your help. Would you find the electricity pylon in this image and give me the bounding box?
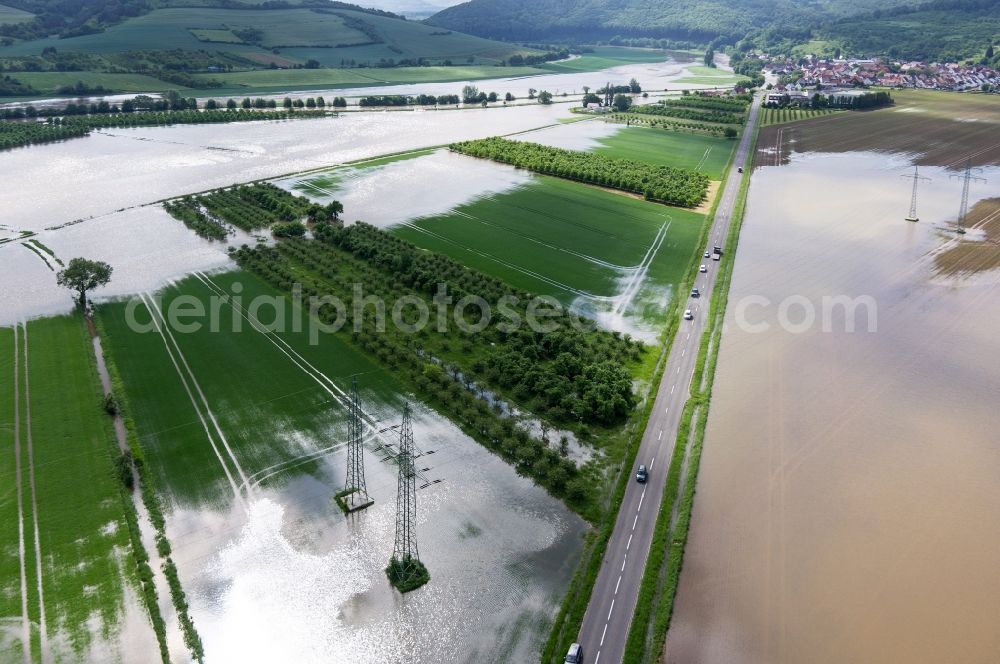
[343,376,373,512]
[393,402,418,564]
[949,158,986,234]
[386,402,428,592]
[901,165,930,222]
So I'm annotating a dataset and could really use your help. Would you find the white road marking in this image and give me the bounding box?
[638,489,646,512]
[632,515,638,530]
[621,556,627,572]
[626,534,632,550]
[649,457,656,471]
[601,622,608,646]
[681,348,686,357]
[608,599,615,620]
[595,651,601,664]
[614,576,622,596]
[657,430,662,441]
[670,384,675,394]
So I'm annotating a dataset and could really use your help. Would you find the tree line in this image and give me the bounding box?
[358,94,462,107]
[630,103,744,125]
[228,227,645,520]
[450,137,710,208]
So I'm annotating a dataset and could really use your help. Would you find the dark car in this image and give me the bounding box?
[691,287,700,298]
[565,643,583,663]
[636,464,648,483]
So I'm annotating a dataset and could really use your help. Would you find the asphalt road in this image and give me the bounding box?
[576,96,761,664]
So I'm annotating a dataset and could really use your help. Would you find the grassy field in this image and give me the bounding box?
[592,126,737,179]
[0,316,147,660]
[98,273,402,508]
[675,65,747,86]
[538,47,668,73]
[0,2,32,24]
[11,71,195,94]
[390,175,705,330]
[0,6,534,69]
[191,64,541,94]
[759,106,842,126]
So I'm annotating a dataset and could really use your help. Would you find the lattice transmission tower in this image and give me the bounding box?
[901,165,930,222]
[342,376,373,512]
[949,158,986,234]
[393,402,418,563]
[386,402,428,592]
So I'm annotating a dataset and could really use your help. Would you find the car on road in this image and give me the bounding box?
[683,309,694,320]
[636,464,648,483]
[712,253,721,261]
[738,166,744,173]
[565,643,583,663]
[699,264,707,273]
[704,250,711,258]
[690,287,700,298]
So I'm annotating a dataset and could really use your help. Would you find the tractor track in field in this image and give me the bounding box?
[401,223,614,301]
[20,323,49,662]
[141,293,250,509]
[12,325,30,664]
[451,210,641,270]
[193,272,437,487]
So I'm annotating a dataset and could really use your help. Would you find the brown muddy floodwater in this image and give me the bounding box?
[666,147,1000,663]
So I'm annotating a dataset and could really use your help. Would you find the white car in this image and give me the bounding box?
[704,251,711,258]
[699,264,707,273]
[684,309,694,320]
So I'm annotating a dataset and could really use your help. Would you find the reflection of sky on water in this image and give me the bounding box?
[167,402,585,664]
[281,150,532,228]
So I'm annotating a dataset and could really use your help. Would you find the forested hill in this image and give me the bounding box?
[426,0,919,42]
[817,0,1000,63]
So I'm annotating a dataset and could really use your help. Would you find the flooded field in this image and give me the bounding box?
[0,103,578,326]
[667,104,1000,662]
[95,272,587,663]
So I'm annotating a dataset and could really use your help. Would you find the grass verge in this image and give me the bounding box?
[621,110,759,663]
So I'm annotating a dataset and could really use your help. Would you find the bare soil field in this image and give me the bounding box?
[754,90,1000,170]
[933,197,1000,275]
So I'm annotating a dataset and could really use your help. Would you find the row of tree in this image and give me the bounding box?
[630,103,744,125]
[612,113,738,138]
[236,239,600,514]
[0,119,89,151]
[0,108,325,152]
[165,183,342,238]
[358,94,462,107]
[450,137,710,208]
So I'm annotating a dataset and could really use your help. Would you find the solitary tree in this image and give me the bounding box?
[537,90,553,104]
[57,258,112,311]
